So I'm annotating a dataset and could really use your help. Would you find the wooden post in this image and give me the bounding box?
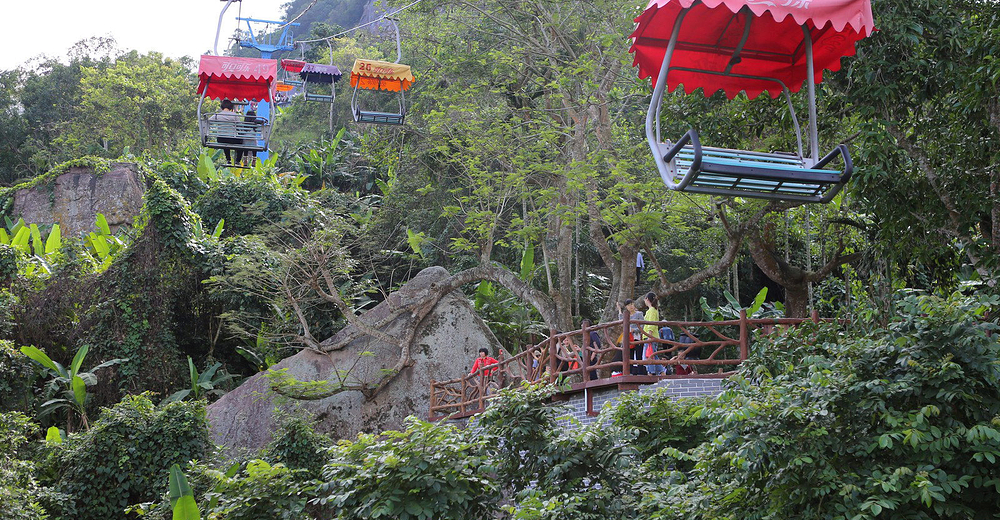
[811,309,820,324]
[478,373,485,410]
[739,309,749,362]
[622,312,631,375]
[548,329,558,383]
[460,376,467,414]
[429,380,436,418]
[581,323,591,382]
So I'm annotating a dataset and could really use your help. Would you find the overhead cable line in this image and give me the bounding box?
[276,0,319,30]
[295,0,426,44]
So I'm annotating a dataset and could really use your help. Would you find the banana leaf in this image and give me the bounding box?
[45,224,61,254]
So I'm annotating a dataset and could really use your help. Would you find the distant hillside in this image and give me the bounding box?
[280,0,370,36]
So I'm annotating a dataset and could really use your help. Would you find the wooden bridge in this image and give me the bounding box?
[428,310,828,420]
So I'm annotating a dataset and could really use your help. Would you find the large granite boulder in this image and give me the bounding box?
[11,162,144,236]
[207,266,499,451]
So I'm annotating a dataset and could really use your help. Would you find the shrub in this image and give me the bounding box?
[478,382,640,519]
[193,179,298,237]
[51,393,210,519]
[313,418,497,520]
[606,388,709,472]
[0,340,37,413]
[0,412,58,520]
[201,459,313,520]
[265,416,334,479]
[645,292,1000,519]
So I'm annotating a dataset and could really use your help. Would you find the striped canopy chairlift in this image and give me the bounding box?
[196,55,277,161]
[631,0,874,202]
[281,59,342,103]
[350,19,415,125]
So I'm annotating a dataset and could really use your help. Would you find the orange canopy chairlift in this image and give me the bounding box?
[350,19,415,125]
[196,55,277,162]
[631,0,874,202]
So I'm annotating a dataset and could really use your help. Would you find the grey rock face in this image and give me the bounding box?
[207,266,500,451]
[11,162,144,236]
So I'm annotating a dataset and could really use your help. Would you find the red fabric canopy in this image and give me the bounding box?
[630,0,874,99]
[197,55,277,102]
[280,59,306,73]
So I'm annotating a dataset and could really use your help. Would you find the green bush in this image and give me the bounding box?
[193,179,299,237]
[0,412,58,520]
[606,388,708,472]
[265,416,334,479]
[0,243,23,283]
[645,292,1000,519]
[51,394,210,519]
[202,459,312,520]
[314,418,497,520]
[0,340,37,413]
[478,383,640,519]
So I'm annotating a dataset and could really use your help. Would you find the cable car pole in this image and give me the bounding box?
[236,17,300,161]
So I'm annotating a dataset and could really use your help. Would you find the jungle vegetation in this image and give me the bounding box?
[0,0,998,518]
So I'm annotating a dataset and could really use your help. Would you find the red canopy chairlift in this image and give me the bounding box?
[196,55,277,161]
[631,0,874,202]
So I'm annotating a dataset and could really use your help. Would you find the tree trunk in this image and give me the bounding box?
[749,227,861,318]
[784,284,810,319]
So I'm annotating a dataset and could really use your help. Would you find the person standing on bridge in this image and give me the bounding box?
[617,299,646,376]
[642,292,665,375]
[470,347,498,376]
[580,319,601,380]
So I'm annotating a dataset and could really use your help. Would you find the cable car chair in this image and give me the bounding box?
[280,58,305,87]
[281,59,341,103]
[301,63,342,103]
[274,81,296,106]
[350,18,414,125]
[196,55,277,165]
[631,0,874,203]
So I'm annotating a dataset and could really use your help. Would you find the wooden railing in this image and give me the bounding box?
[429,310,829,420]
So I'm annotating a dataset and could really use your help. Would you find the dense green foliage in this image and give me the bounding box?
[265,416,335,479]
[645,293,1000,519]
[0,340,37,413]
[0,412,58,520]
[48,394,210,520]
[315,418,497,519]
[0,0,999,517]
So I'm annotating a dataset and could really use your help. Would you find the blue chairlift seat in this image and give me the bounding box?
[658,129,852,203]
[633,1,871,204]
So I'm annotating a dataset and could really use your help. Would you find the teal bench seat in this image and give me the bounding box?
[354,109,405,125]
[658,129,852,203]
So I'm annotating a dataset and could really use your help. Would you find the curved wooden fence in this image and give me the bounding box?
[429,310,829,420]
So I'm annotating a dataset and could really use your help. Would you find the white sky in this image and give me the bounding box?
[2,0,291,70]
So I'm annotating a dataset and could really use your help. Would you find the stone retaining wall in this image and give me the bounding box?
[556,377,726,428]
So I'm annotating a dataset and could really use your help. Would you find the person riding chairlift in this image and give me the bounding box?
[211,99,243,165]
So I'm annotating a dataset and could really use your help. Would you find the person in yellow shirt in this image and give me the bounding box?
[642,292,664,375]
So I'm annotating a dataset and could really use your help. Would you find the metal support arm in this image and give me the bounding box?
[813,144,853,182]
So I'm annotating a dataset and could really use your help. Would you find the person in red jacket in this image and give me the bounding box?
[470,347,499,375]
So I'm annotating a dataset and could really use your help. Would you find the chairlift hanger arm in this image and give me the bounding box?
[214,0,238,55]
[665,66,804,158]
[723,8,752,75]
